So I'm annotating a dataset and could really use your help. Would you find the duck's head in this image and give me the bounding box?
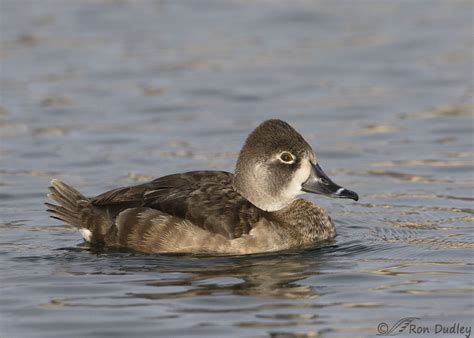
[232,119,358,212]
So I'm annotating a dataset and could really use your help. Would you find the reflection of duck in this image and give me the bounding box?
[46,119,358,254]
[126,253,328,300]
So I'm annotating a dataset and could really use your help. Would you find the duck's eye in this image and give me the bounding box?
[279,152,295,163]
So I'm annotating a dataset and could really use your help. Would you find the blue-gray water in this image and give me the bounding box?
[1,1,473,337]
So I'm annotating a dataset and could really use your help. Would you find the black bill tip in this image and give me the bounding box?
[334,188,359,201]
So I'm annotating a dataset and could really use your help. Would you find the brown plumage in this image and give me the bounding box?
[46,119,358,255]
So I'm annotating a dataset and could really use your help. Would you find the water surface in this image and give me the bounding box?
[1,1,473,337]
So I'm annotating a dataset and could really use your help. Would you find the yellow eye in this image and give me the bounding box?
[280,152,294,163]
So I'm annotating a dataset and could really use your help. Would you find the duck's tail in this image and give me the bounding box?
[46,179,88,228]
[46,179,110,243]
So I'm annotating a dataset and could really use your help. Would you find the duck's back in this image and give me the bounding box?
[93,171,263,239]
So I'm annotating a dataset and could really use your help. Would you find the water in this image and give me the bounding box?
[1,1,473,337]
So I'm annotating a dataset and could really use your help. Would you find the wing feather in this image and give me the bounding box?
[90,171,263,239]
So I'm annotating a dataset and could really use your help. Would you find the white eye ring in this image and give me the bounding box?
[279,152,295,164]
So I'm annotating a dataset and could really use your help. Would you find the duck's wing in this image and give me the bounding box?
[91,171,262,239]
[91,173,196,207]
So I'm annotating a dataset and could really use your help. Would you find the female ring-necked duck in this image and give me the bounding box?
[46,119,358,255]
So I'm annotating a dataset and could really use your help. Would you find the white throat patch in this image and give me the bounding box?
[282,158,312,200]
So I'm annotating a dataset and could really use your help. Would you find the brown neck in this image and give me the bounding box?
[267,199,336,242]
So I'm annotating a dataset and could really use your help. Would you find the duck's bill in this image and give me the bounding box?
[302,162,359,201]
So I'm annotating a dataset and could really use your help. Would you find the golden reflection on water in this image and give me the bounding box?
[387,215,474,229]
[366,261,470,277]
[371,279,424,291]
[407,237,474,249]
[405,104,473,119]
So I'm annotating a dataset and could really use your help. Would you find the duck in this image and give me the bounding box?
[46,119,358,255]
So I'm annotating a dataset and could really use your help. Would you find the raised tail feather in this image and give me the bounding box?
[46,179,111,243]
[46,179,88,228]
